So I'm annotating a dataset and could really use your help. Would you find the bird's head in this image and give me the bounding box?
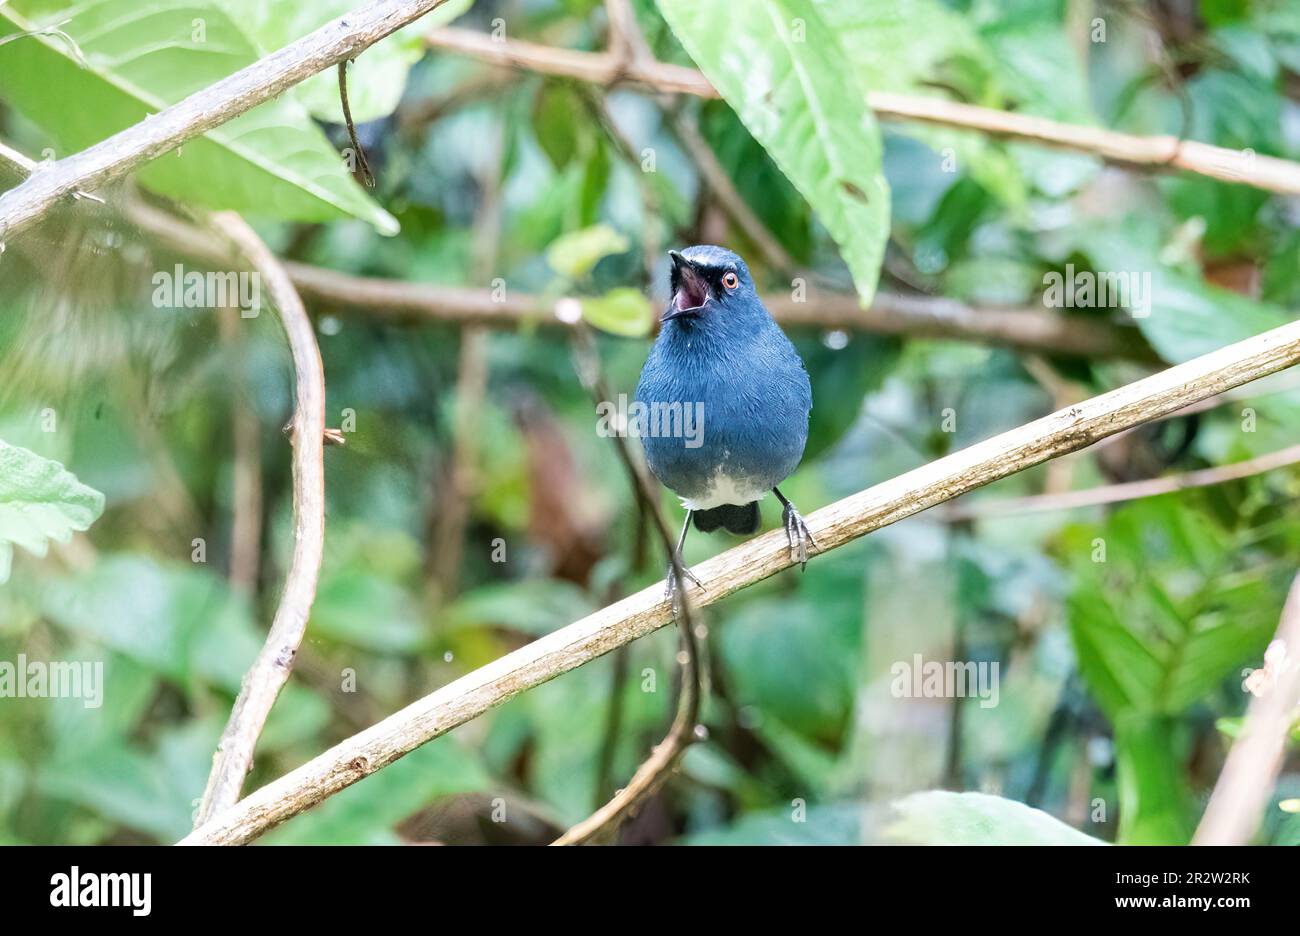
[662,245,761,329]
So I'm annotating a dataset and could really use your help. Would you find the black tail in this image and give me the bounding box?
[693,501,761,535]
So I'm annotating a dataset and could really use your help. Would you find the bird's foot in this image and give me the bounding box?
[781,500,820,570]
[663,556,704,616]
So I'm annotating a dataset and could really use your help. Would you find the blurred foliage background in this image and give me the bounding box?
[1,0,1299,845]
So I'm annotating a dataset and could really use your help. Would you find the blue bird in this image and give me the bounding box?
[635,246,818,596]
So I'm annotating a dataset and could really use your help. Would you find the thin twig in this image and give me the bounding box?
[551,324,700,845]
[337,61,376,187]
[1194,572,1300,845]
[0,0,456,238]
[944,443,1300,521]
[592,644,631,804]
[180,312,1300,845]
[600,0,799,276]
[577,87,663,286]
[422,25,1300,195]
[664,104,799,276]
[193,212,327,825]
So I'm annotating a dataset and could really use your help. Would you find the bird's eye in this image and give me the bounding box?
[722,271,739,290]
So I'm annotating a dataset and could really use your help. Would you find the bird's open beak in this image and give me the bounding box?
[663,250,709,322]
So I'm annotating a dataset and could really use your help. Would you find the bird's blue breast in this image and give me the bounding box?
[635,317,811,506]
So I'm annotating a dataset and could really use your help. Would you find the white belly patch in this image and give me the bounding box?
[679,471,768,511]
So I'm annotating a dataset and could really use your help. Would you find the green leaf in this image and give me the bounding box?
[887,791,1107,845]
[1113,716,1194,845]
[311,569,427,654]
[40,555,256,691]
[1063,499,1280,844]
[656,0,889,304]
[798,333,900,461]
[1065,500,1277,720]
[0,0,397,232]
[545,223,630,279]
[39,716,221,843]
[719,595,860,745]
[445,579,597,637]
[580,288,654,338]
[973,1,1095,124]
[533,81,585,170]
[1115,265,1285,364]
[0,442,104,584]
[227,0,475,124]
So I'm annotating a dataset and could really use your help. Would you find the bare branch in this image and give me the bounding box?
[121,199,1151,360]
[1194,573,1300,845]
[664,106,799,275]
[423,25,1300,196]
[193,213,327,825]
[945,443,1300,521]
[0,0,455,238]
[180,314,1300,846]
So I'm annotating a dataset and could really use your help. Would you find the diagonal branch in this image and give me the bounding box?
[180,313,1300,846]
[944,442,1300,521]
[193,213,327,825]
[422,25,1300,196]
[0,0,454,238]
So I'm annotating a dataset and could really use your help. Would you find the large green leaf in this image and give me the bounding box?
[1065,500,1281,843]
[656,0,889,304]
[0,442,104,583]
[1065,500,1277,720]
[887,791,1107,845]
[40,555,248,687]
[0,0,396,232]
[1113,715,1194,845]
[39,716,220,842]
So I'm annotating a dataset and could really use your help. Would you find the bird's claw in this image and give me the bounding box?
[663,557,704,616]
[782,502,819,570]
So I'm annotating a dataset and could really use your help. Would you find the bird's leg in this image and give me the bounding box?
[664,510,704,609]
[773,487,819,570]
